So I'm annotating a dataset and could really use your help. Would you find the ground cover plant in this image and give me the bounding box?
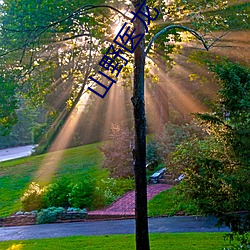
[0,233,232,250]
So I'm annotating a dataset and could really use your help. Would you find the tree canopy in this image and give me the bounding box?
[0,0,248,135]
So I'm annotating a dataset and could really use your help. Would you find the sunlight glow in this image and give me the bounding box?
[113,20,123,36]
[35,93,90,184]
[145,54,208,128]
[34,36,219,184]
[6,244,23,250]
[100,83,128,141]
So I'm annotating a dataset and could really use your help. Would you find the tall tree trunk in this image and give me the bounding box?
[131,1,150,250]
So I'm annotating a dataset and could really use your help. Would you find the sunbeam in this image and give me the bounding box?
[35,92,90,184]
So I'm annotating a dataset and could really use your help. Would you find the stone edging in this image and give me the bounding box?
[0,212,87,227]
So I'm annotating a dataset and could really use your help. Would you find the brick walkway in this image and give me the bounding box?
[88,184,171,219]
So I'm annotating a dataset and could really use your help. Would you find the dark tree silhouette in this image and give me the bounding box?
[131,1,149,249]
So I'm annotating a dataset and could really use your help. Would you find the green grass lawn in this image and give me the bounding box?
[0,233,230,250]
[148,186,200,217]
[0,143,104,217]
[0,140,196,218]
[0,140,185,219]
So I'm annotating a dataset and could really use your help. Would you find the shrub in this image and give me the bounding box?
[99,124,134,178]
[36,206,64,224]
[67,207,87,213]
[93,177,134,209]
[223,233,250,250]
[92,178,117,209]
[43,177,71,208]
[146,141,159,171]
[68,180,94,209]
[167,135,241,214]
[21,182,45,211]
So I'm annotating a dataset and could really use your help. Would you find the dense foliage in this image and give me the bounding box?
[168,61,250,233]
[43,177,71,208]
[0,0,248,141]
[21,175,134,212]
[0,75,18,136]
[147,122,206,168]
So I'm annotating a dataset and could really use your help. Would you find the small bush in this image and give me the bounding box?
[112,177,134,197]
[93,178,118,208]
[21,182,45,211]
[43,177,71,208]
[146,141,159,171]
[36,206,64,224]
[68,180,94,209]
[223,233,250,250]
[93,177,134,209]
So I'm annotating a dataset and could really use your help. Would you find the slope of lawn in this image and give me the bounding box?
[148,186,199,217]
[0,140,192,219]
[0,142,104,217]
[0,233,231,250]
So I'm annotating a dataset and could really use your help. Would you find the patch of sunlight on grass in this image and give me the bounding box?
[6,243,24,250]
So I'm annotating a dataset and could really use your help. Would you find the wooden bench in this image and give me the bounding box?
[149,168,165,184]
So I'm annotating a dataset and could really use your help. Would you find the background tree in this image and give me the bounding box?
[0,73,18,136]
[99,124,133,178]
[147,122,206,169]
[0,0,117,149]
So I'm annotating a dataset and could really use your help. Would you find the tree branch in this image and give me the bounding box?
[1,4,130,33]
[205,30,230,49]
[0,4,130,57]
[145,25,212,56]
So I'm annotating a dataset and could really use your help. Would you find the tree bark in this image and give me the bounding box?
[131,1,150,250]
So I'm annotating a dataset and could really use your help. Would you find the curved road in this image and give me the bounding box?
[0,145,36,162]
[0,216,229,241]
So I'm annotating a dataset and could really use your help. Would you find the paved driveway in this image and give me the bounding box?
[0,216,229,241]
[88,184,171,218]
